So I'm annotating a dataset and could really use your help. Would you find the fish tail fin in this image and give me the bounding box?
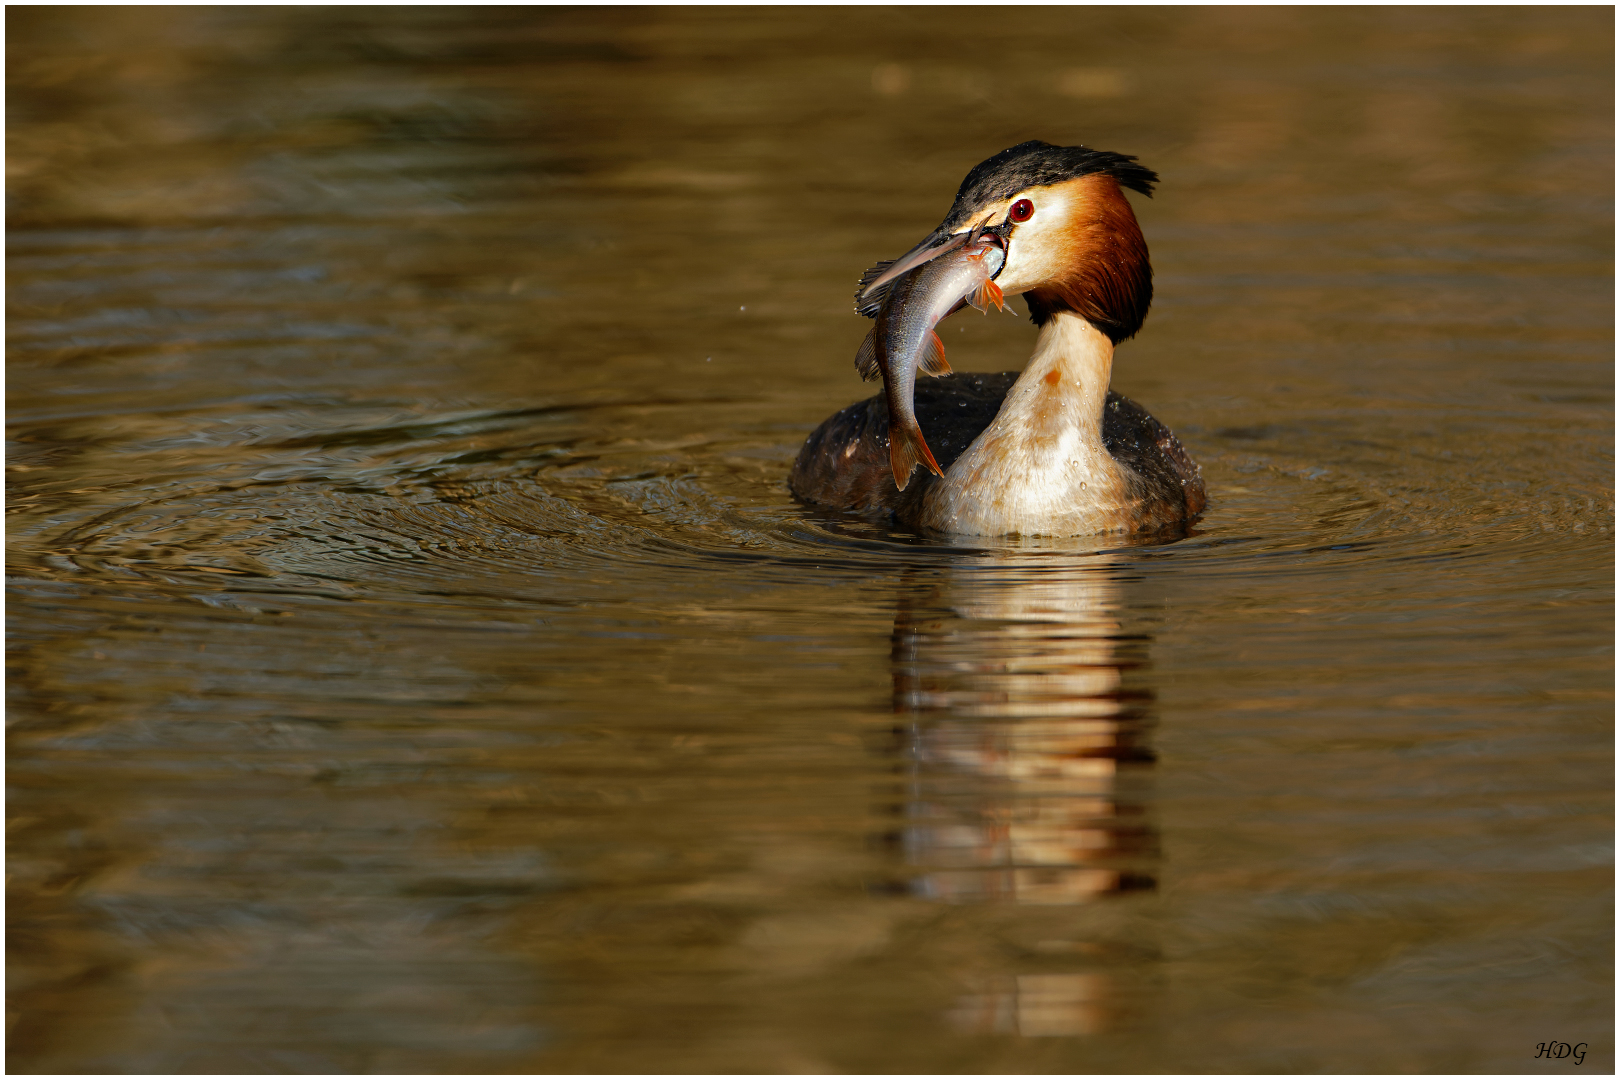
[854,326,881,381]
[918,330,951,377]
[971,278,1005,312]
[889,420,944,490]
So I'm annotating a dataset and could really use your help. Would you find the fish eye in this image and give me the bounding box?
[1009,198,1034,223]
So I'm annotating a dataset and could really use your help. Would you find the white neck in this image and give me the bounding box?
[919,311,1131,536]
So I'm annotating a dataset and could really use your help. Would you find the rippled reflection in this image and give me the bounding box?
[885,554,1156,1035]
[948,973,1111,1038]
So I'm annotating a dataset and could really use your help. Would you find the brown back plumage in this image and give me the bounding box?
[788,372,1204,534]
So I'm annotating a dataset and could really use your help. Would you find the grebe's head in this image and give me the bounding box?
[858,141,1157,342]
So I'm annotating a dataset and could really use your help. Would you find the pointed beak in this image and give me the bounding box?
[857,222,1011,302]
[858,230,967,301]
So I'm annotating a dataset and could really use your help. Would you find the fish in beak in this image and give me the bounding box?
[851,233,1007,490]
[855,222,1011,318]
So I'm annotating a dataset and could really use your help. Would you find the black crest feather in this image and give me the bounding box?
[943,140,1156,233]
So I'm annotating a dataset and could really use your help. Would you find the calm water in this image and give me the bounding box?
[7,7,1613,1073]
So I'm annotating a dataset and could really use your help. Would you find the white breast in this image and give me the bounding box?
[919,313,1137,537]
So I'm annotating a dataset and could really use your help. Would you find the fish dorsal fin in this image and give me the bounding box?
[854,260,896,319]
[854,326,881,381]
[919,330,951,377]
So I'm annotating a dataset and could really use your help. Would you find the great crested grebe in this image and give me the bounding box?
[789,140,1206,537]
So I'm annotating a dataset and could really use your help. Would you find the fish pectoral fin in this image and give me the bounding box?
[889,421,945,491]
[918,330,951,377]
[972,279,1005,312]
[854,327,882,381]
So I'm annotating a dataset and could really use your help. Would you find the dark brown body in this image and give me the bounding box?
[789,372,1206,535]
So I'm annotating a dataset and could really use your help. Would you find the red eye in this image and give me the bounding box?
[1009,198,1034,223]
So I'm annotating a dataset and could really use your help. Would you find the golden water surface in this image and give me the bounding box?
[8,7,1613,1073]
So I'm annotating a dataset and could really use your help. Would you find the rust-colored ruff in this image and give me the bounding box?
[1024,174,1153,344]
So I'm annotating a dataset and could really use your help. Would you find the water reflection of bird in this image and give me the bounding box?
[791,141,1206,537]
[884,555,1159,1037]
[888,557,1156,907]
